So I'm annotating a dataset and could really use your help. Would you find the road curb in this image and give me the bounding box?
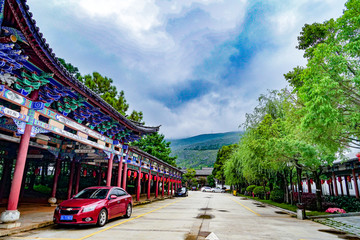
[308,212,360,219]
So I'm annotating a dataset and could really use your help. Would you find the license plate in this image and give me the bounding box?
[60,215,73,221]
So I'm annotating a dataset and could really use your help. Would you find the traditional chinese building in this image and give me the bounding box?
[0,0,182,227]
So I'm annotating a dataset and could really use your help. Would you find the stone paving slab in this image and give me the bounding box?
[314,216,360,237]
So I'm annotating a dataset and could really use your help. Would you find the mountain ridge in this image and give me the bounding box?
[167,131,242,169]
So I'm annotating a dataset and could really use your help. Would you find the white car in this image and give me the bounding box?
[201,186,212,192]
[210,187,225,193]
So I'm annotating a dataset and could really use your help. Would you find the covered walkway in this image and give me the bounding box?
[0,0,182,228]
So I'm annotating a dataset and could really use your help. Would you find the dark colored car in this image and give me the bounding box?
[175,187,188,197]
[53,186,133,227]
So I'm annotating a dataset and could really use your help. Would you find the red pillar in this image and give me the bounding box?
[74,163,81,194]
[67,158,76,199]
[155,174,159,198]
[122,163,128,190]
[117,155,123,187]
[7,124,32,211]
[171,180,174,196]
[106,154,114,187]
[147,174,151,199]
[332,172,338,196]
[50,156,61,200]
[167,179,170,195]
[352,169,359,199]
[136,169,141,202]
[161,178,164,197]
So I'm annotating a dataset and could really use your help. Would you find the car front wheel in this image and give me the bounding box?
[124,204,132,218]
[97,209,107,227]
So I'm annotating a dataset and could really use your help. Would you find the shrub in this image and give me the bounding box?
[253,186,270,199]
[270,189,284,203]
[292,193,338,211]
[324,196,360,212]
[33,184,51,194]
[246,185,257,193]
[325,208,346,214]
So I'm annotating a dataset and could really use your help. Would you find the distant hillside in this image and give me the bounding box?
[167,131,242,169]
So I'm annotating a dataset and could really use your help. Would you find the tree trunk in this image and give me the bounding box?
[313,170,323,211]
[289,169,294,205]
[296,164,303,204]
[283,171,289,204]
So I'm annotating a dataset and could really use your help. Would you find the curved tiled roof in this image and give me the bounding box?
[4,0,159,135]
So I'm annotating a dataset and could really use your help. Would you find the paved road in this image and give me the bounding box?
[2,191,341,240]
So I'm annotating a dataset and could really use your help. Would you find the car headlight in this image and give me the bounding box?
[82,205,96,213]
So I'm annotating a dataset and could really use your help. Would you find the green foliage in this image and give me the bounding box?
[253,186,270,195]
[58,58,144,123]
[128,110,144,124]
[173,149,218,169]
[246,185,256,193]
[33,184,51,195]
[207,174,216,187]
[183,168,197,187]
[270,189,284,203]
[324,196,360,213]
[170,132,241,169]
[81,72,129,116]
[132,133,177,166]
[212,144,237,184]
[58,58,81,79]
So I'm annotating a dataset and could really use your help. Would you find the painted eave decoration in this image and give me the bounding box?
[0,0,159,144]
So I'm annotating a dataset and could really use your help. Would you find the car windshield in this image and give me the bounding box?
[177,187,186,192]
[73,189,109,199]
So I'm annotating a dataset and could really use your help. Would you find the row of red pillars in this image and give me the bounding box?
[49,151,180,202]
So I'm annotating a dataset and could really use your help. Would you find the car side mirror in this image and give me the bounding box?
[110,194,117,199]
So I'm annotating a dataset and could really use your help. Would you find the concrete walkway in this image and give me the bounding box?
[0,195,172,238]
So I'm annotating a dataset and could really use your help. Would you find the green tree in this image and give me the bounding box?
[213,144,237,186]
[297,0,360,152]
[58,58,81,79]
[207,174,216,187]
[131,133,177,166]
[58,59,144,123]
[128,110,144,124]
[183,168,197,187]
[81,72,130,116]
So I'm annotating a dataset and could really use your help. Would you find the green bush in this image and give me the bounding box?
[33,184,51,194]
[253,186,270,195]
[253,186,270,199]
[246,185,257,193]
[270,189,284,203]
[324,196,360,212]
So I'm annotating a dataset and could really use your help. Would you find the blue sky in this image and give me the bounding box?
[29,0,346,139]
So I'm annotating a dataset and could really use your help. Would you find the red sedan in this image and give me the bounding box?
[53,186,133,227]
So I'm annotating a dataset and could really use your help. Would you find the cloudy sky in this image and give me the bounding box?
[28,0,346,139]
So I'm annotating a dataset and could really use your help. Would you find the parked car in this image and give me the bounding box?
[53,186,133,227]
[211,187,225,193]
[175,187,188,197]
[191,186,197,191]
[201,186,212,192]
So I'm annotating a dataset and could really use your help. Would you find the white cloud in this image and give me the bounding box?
[29,0,347,139]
